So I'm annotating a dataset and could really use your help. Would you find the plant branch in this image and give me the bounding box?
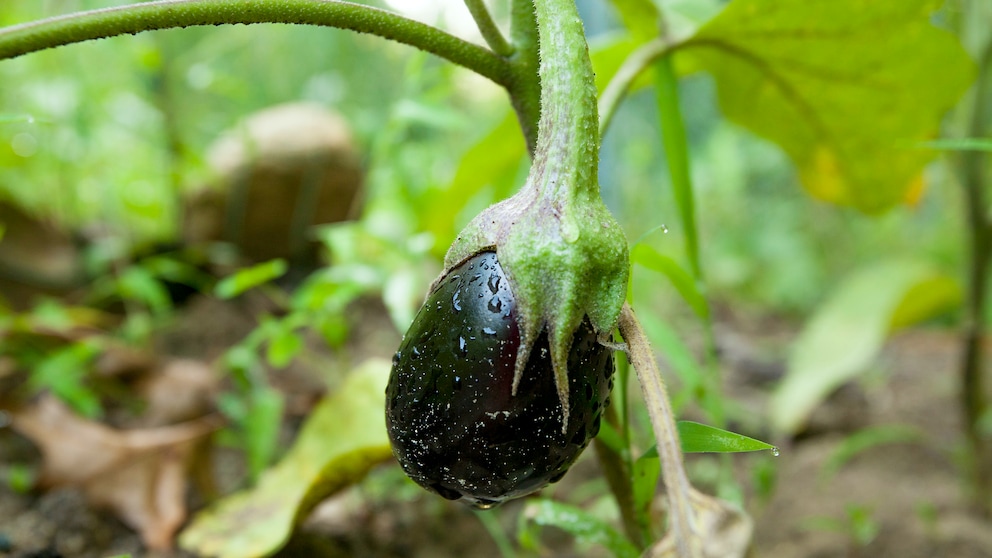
[960,35,992,516]
[618,302,700,558]
[507,0,541,155]
[0,0,512,89]
[464,0,514,58]
[598,37,671,139]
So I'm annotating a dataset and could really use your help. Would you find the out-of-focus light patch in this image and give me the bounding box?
[303,73,346,105]
[187,63,214,90]
[382,0,484,43]
[11,132,38,157]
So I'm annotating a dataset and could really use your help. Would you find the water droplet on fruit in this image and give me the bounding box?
[770,447,780,457]
[411,346,421,360]
[458,336,467,354]
[452,290,462,312]
[488,273,500,293]
[472,500,499,510]
[453,376,462,390]
[487,296,502,313]
[482,327,496,336]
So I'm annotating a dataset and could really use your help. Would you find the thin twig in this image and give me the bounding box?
[464,0,514,58]
[618,302,700,558]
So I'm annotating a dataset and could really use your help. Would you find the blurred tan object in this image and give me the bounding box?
[0,201,84,309]
[184,102,364,266]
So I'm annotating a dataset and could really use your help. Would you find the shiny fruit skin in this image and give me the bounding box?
[385,251,614,508]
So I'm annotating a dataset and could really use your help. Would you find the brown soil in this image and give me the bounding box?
[2,304,991,557]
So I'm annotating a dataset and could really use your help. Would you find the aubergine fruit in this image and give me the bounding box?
[385,250,614,508]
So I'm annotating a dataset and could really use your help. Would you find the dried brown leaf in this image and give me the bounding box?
[10,395,221,550]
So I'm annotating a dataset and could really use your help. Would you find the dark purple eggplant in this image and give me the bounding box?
[385,250,613,508]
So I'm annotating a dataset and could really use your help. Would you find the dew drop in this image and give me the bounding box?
[452,290,462,312]
[458,336,467,354]
[454,376,462,390]
[661,224,669,233]
[411,346,421,360]
[472,500,499,510]
[482,327,496,336]
[487,273,501,293]
[770,447,780,457]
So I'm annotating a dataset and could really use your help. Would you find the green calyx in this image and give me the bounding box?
[444,0,629,427]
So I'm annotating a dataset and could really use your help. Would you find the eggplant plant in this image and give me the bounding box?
[0,0,976,556]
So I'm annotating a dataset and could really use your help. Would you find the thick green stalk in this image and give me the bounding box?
[530,0,600,202]
[0,0,511,88]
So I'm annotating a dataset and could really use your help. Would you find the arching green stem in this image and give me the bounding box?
[0,0,511,88]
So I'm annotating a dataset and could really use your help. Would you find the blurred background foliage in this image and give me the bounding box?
[0,0,971,320]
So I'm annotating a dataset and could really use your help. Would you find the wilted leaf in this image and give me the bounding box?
[10,395,221,550]
[179,359,393,558]
[681,0,974,211]
[770,259,961,434]
[677,421,777,454]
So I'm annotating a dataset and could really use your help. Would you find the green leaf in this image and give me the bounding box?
[265,323,302,369]
[819,425,924,484]
[180,359,393,558]
[422,111,526,254]
[682,0,975,212]
[632,243,708,319]
[214,259,287,299]
[918,138,992,152]
[636,312,705,412]
[521,500,640,558]
[118,266,171,316]
[631,451,660,539]
[607,0,662,42]
[29,341,102,418]
[242,385,284,481]
[677,421,777,454]
[770,259,961,434]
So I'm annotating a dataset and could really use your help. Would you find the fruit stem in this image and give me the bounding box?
[618,302,701,558]
[529,0,600,204]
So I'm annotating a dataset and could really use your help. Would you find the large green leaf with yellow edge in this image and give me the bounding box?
[179,359,393,558]
[680,0,974,212]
